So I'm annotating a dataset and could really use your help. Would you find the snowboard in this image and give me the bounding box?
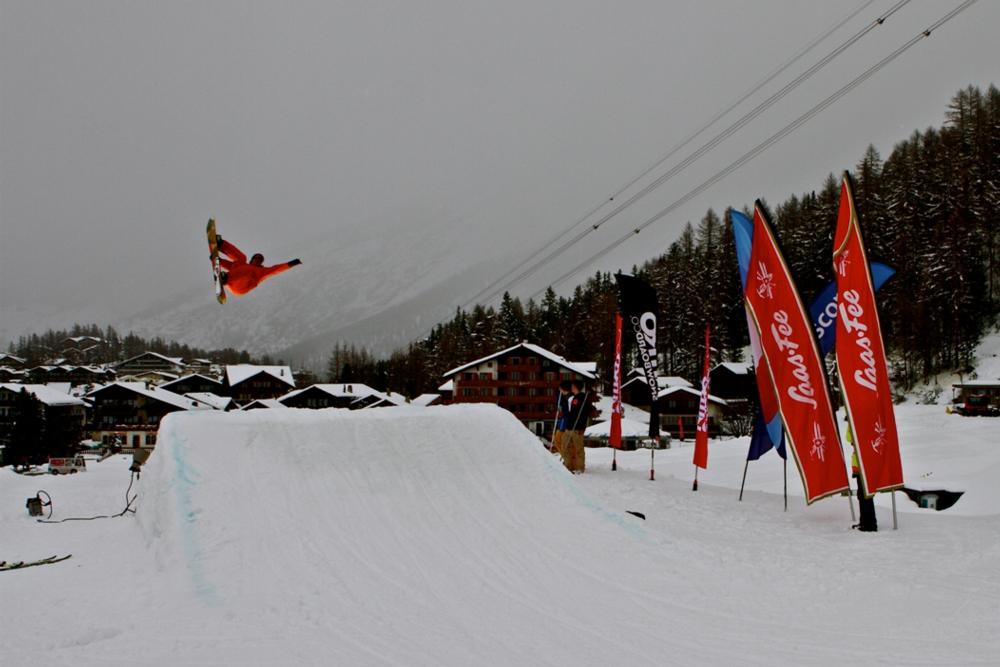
[206,219,226,304]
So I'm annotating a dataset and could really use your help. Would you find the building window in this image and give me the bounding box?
[479,372,490,380]
[479,388,491,397]
[511,357,521,365]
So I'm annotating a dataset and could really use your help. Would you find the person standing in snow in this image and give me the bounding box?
[562,379,592,474]
[215,234,301,297]
[847,422,878,532]
[551,381,572,457]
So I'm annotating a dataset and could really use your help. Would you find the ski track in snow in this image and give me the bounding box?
[1,404,998,665]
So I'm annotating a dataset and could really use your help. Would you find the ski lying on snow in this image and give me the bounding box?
[0,554,72,571]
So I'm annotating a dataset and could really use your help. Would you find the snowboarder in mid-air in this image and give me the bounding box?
[206,219,301,303]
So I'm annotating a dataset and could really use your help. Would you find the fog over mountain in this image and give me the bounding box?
[3,1,997,359]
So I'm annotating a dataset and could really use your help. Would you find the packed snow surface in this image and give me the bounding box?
[2,404,999,665]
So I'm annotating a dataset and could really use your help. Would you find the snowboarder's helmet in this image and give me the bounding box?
[250,253,264,266]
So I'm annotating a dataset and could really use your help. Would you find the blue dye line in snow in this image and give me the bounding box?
[170,431,219,605]
[534,438,651,544]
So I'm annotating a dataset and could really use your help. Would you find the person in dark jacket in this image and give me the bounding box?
[551,381,572,457]
[562,379,591,473]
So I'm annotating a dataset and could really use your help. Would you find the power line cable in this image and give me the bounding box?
[462,0,906,309]
[532,0,979,299]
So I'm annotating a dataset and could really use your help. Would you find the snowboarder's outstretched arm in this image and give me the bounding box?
[260,259,302,280]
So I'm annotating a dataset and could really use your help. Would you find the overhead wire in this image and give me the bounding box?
[531,0,979,299]
[461,0,907,310]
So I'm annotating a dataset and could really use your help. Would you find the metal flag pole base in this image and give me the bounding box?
[649,447,655,481]
[612,450,617,471]
[891,490,898,530]
[692,467,699,491]
[738,459,749,501]
[848,485,857,523]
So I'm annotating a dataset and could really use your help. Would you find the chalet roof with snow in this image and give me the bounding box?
[64,336,103,344]
[443,342,597,379]
[656,385,727,405]
[0,354,26,366]
[160,373,224,390]
[369,391,407,408]
[713,362,751,375]
[185,393,235,411]
[622,374,693,391]
[952,380,1000,388]
[438,379,454,393]
[279,383,382,402]
[86,381,207,411]
[240,398,287,410]
[0,383,85,407]
[225,364,295,388]
[118,370,180,383]
[116,351,186,368]
[411,393,442,406]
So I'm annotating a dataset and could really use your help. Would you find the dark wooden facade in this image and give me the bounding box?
[87,384,190,449]
[228,372,296,405]
[0,385,86,463]
[709,364,756,402]
[445,344,595,437]
[162,374,225,396]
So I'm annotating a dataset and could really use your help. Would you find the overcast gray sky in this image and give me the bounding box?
[2,0,997,343]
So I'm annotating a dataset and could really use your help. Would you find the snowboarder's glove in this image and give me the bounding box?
[288,258,302,267]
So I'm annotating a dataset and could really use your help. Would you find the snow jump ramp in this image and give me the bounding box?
[140,405,664,665]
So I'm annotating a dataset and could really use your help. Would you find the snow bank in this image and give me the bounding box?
[2,404,998,665]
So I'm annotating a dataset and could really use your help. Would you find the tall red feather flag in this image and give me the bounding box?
[693,324,710,469]
[744,202,849,504]
[609,312,623,449]
[834,173,904,496]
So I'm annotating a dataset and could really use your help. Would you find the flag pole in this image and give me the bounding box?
[848,484,857,523]
[738,459,749,501]
[650,442,656,480]
[612,449,617,471]
[891,490,898,530]
[783,456,788,512]
[692,466,698,491]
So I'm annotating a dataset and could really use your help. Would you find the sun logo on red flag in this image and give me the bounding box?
[836,249,851,278]
[871,418,887,454]
[809,422,826,462]
[755,261,775,300]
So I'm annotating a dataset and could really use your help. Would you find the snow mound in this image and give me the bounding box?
[136,405,661,664]
[4,405,998,665]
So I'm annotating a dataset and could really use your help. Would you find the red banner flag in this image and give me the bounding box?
[610,313,623,449]
[744,203,849,504]
[693,324,710,469]
[834,174,904,496]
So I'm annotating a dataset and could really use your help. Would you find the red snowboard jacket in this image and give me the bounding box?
[219,240,299,296]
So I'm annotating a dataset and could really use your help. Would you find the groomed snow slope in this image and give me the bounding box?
[3,405,999,665]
